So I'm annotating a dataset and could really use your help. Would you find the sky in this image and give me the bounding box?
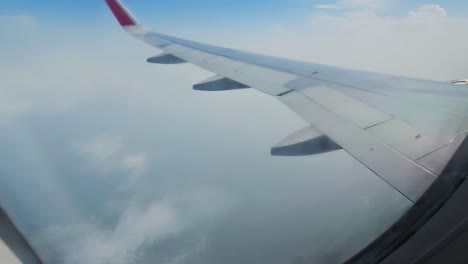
[1,0,468,264]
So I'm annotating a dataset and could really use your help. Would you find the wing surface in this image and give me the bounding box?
[105,0,468,202]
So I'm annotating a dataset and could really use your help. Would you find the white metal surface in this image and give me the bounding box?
[279,91,436,203]
[366,119,443,161]
[301,86,393,129]
[106,0,468,203]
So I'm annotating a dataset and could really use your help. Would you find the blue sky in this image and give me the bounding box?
[3,0,468,29]
[2,0,310,28]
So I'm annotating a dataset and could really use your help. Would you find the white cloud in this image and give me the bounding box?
[35,202,180,264]
[164,237,208,264]
[343,0,390,9]
[76,135,149,184]
[407,4,447,23]
[78,135,123,162]
[122,152,148,181]
[315,4,344,10]
[34,189,230,264]
[0,15,192,123]
[257,4,468,81]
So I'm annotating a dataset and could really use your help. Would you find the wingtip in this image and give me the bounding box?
[105,0,138,27]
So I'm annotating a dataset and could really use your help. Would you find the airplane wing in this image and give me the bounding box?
[105,0,468,203]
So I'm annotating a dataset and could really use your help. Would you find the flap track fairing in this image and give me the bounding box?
[147,53,186,64]
[193,75,250,91]
[271,126,342,156]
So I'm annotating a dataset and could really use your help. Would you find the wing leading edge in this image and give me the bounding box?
[104,0,468,203]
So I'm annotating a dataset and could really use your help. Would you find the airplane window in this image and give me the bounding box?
[1,1,468,264]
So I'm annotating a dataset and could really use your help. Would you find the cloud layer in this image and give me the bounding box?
[34,189,228,264]
[2,2,468,264]
[247,4,468,81]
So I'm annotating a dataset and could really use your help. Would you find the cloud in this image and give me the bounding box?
[75,135,149,185]
[122,153,148,180]
[34,189,230,264]
[164,237,208,264]
[407,4,447,23]
[0,17,239,263]
[258,4,468,81]
[34,202,179,264]
[315,4,345,10]
[78,135,124,163]
[0,15,172,123]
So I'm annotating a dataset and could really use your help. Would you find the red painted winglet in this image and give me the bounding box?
[105,0,137,26]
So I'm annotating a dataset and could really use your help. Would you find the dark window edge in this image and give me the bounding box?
[344,137,468,264]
